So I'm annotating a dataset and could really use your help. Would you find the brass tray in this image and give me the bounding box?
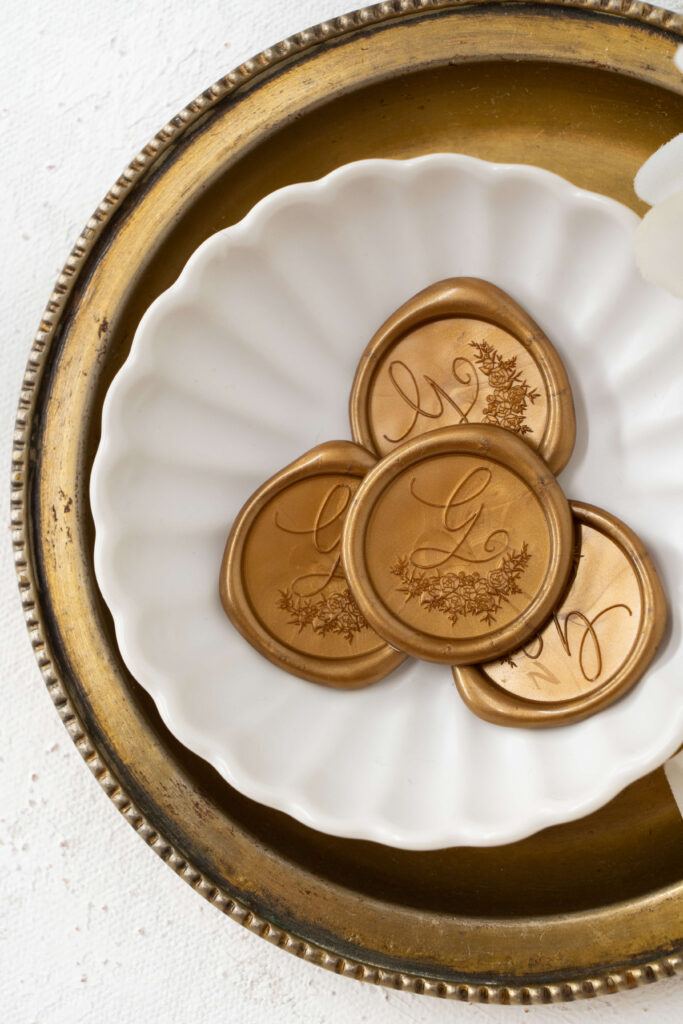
[12,0,683,1003]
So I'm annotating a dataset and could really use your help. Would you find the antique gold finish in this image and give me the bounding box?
[454,502,668,726]
[220,441,405,686]
[343,425,573,664]
[12,0,683,1002]
[350,277,576,474]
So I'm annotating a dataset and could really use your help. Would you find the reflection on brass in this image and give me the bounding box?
[350,278,576,474]
[453,502,667,727]
[220,441,406,687]
[15,0,683,1000]
[342,425,573,664]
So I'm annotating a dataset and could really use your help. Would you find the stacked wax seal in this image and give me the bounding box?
[221,279,667,727]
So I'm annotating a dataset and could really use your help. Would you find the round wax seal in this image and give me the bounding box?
[220,441,406,688]
[342,425,573,665]
[452,502,667,727]
[350,277,575,474]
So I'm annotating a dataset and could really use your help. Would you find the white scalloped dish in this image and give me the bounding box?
[90,155,683,849]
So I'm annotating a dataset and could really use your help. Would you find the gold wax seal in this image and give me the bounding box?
[350,277,575,474]
[342,425,573,665]
[453,502,667,727]
[220,441,406,688]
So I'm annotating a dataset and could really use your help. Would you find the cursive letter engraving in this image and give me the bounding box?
[389,465,530,628]
[408,466,508,569]
[274,484,368,643]
[275,483,351,593]
[383,356,479,443]
[514,604,633,686]
[382,338,540,445]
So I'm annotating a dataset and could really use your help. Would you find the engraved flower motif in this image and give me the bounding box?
[278,585,369,644]
[470,340,540,438]
[487,366,512,388]
[508,385,528,411]
[502,413,524,431]
[488,568,508,591]
[391,544,532,627]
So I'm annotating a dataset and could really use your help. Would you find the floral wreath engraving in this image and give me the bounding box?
[277,586,369,644]
[391,544,532,627]
[470,340,540,437]
[273,482,370,645]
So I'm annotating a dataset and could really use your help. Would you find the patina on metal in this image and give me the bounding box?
[454,502,668,726]
[350,277,576,474]
[11,0,683,1002]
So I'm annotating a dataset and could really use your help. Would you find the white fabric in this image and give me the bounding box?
[2,1,683,1020]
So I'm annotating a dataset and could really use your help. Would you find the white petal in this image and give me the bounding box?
[634,133,683,205]
[635,189,683,299]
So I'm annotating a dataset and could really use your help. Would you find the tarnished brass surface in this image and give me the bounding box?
[350,277,576,473]
[343,425,573,663]
[220,441,405,686]
[454,502,668,726]
[12,0,683,1002]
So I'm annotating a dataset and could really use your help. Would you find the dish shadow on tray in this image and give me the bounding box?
[83,561,683,922]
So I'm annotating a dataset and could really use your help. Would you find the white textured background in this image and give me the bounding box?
[2,2,683,1021]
